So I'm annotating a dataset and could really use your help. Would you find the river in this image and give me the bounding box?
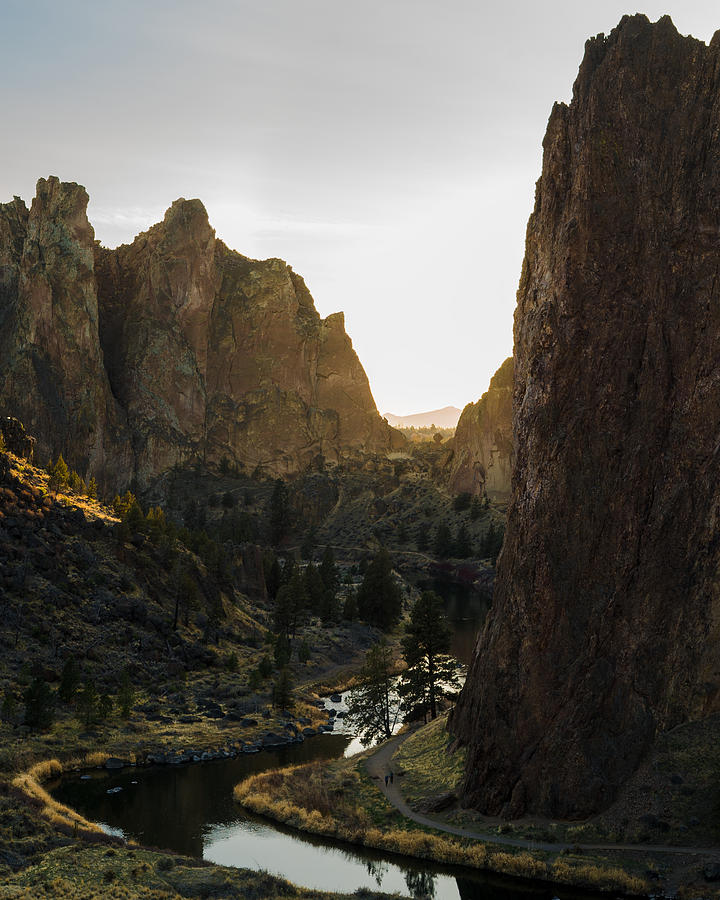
[49,581,599,900]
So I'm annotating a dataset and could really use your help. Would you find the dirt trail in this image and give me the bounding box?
[365,732,720,859]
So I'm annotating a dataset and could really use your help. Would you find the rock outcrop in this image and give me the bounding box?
[0,179,401,489]
[451,15,720,818]
[0,178,131,488]
[448,358,512,498]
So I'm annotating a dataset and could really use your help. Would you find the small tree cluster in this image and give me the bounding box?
[47,455,97,499]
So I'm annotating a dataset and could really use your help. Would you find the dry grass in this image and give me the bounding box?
[234,755,652,897]
[12,756,104,838]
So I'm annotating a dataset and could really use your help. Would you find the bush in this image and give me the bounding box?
[453,491,472,512]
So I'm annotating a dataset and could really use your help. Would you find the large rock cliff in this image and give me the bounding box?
[448,358,512,499]
[450,15,720,818]
[0,179,400,490]
[0,179,131,485]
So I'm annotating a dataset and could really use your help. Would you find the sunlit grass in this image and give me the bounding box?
[392,714,465,804]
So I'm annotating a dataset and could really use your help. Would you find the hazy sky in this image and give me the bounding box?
[2,2,719,414]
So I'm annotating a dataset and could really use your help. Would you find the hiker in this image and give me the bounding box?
[384,774,389,786]
[390,771,394,784]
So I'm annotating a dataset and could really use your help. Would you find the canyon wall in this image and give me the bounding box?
[451,15,720,818]
[448,357,512,498]
[0,179,401,490]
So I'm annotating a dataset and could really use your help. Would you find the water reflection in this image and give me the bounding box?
[405,869,437,898]
[417,578,491,666]
[50,734,350,857]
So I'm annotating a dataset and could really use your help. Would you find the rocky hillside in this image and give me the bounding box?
[451,15,720,818]
[0,178,401,492]
[448,358,512,499]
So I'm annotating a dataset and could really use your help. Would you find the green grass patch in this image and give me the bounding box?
[392,715,465,805]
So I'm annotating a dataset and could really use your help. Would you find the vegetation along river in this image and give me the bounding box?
[50,582,597,900]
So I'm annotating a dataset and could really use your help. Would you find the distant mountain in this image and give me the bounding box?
[383,406,462,429]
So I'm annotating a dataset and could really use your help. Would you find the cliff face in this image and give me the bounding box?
[451,15,720,819]
[0,178,131,488]
[448,358,512,498]
[0,180,400,488]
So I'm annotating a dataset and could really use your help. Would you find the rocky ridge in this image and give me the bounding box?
[448,358,513,499]
[451,15,720,818]
[0,179,401,492]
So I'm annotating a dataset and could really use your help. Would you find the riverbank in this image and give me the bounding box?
[232,715,720,899]
[0,644,399,897]
[1,735,407,900]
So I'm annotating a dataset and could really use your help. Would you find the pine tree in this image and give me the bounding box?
[98,694,114,720]
[78,680,98,727]
[118,671,135,718]
[47,454,69,493]
[263,553,282,601]
[343,590,358,621]
[416,522,429,552]
[356,549,402,630]
[24,677,54,729]
[273,633,291,668]
[400,591,459,720]
[58,657,80,704]
[272,667,294,709]
[346,638,401,744]
[269,478,290,545]
[304,563,325,616]
[433,522,453,559]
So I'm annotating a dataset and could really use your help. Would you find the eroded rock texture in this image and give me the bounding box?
[0,178,131,489]
[0,180,400,489]
[449,358,512,499]
[451,15,720,818]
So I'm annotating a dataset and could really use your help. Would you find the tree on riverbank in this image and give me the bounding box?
[347,637,401,744]
[400,591,458,721]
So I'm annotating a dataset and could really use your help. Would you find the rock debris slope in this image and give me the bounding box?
[451,14,720,818]
[0,179,401,490]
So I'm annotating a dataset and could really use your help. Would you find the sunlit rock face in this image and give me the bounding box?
[0,179,401,489]
[449,357,512,499]
[0,178,132,492]
[450,14,720,818]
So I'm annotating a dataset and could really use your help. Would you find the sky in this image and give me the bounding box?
[2,2,720,415]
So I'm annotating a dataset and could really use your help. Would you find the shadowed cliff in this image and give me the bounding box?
[451,14,720,818]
